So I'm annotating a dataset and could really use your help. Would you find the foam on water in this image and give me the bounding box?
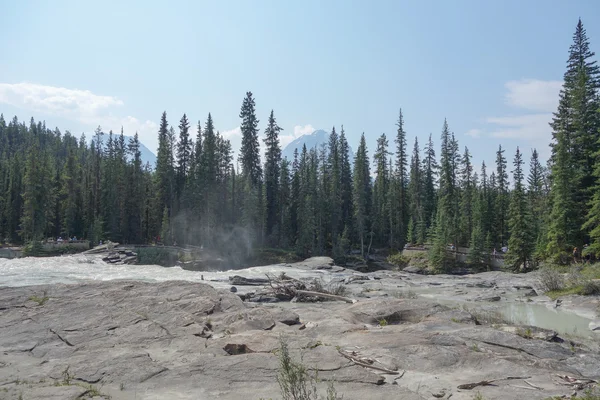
[0,254,331,291]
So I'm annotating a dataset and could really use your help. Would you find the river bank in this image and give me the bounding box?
[0,256,599,399]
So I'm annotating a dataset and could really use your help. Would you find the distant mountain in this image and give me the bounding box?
[282,129,354,161]
[89,135,157,168]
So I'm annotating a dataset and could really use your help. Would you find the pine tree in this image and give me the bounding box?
[394,109,409,248]
[338,127,354,242]
[422,134,438,233]
[239,92,262,186]
[238,92,263,242]
[528,149,548,256]
[353,134,372,258]
[154,112,173,238]
[372,134,390,246]
[408,137,425,244]
[549,19,600,256]
[263,110,282,243]
[459,147,474,246]
[583,111,600,257]
[176,113,192,200]
[430,119,457,270]
[505,147,534,271]
[327,127,341,249]
[494,145,509,248]
[468,183,486,266]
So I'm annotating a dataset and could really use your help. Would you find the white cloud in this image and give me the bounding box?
[0,82,160,152]
[487,114,552,140]
[465,128,482,138]
[504,79,562,112]
[468,79,562,152]
[293,124,315,137]
[0,82,123,123]
[279,124,315,149]
[221,126,241,139]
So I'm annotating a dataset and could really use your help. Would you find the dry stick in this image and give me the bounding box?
[296,290,357,304]
[457,376,531,390]
[509,385,538,391]
[524,380,544,390]
[338,349,400,374]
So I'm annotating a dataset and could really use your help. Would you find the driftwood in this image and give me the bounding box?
[296,290,357,304]
[457,376,531,390]
[229,275,269,286]
[554,375,597,390]
[338,349,400,374]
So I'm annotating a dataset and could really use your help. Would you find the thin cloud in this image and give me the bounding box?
[473,79,563,151]
[0,82,159,152]
[465,128,482,138]
[504,79,562,112]
[280,124,315,149]
[221,126,241,139]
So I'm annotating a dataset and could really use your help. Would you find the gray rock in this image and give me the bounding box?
[0,278,597,400]
[590,320,600,332]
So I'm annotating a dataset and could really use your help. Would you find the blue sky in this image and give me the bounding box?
[1,0,599,172]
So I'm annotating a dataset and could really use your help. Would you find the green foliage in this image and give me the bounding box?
[275,337,342,400]
[28,293,49,306]
[386,253,410,269]
[1,25,599,270]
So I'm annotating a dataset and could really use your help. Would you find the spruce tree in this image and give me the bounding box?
[494,145,509,248]
[422,134,438,233]
[176,113,192,200]
[263,110,282,242]
[505,147,534,271]
[338,127,354,242]
[394,109,408,248]
[549,19,600,255]
[408,137,424,244]
[459,147,474,246]
[372,134,390,246]
[353,134,372,258]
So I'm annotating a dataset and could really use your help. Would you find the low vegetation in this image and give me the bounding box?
[275,338,341,400]
[539,264,600,299]
[28,293,49,306]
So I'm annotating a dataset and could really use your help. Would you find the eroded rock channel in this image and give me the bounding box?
[0,257,599,399]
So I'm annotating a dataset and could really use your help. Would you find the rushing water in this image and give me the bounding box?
[0,254,339,292]
[1,255,597,338]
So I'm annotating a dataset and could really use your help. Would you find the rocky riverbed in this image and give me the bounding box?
[0,256,599,399]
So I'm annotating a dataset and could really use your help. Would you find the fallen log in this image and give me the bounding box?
[458,376,531,390]
[296,290,357,304]
[229,275,270,286]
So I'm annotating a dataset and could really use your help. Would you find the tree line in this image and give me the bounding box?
[0,19,598,270]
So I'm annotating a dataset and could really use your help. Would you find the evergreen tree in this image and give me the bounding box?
[393,109,408,248]
[353,134,372,258]
[422,134,438,233]
[238,92,263,242]
[549,19,600,255]
[459,147,474,246]
[505,147,534,271]
[176,113,192,200]
[239,91,262,186]
[494,145,509,248]
[338,127,354,242]
[372,134,390,246]
[263,110,283,243]
[408,137,425,244]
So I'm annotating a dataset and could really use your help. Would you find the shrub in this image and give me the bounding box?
[387,253,410,269]
[580,279,600,295]
[276,337,342,400]
[538,268,565,292]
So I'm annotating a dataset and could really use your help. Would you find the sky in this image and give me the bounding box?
[1,0,599,173]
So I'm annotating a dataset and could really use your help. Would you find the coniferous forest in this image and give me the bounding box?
[1,20,599,271]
